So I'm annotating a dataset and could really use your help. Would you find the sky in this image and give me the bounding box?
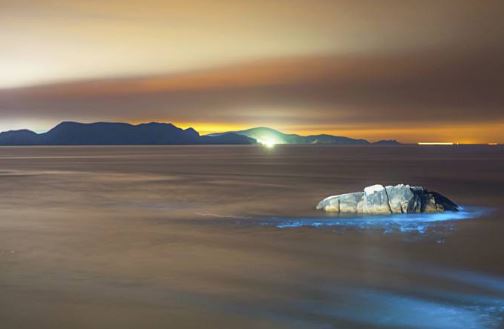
[0,0,503,143]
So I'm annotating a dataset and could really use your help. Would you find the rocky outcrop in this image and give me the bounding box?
[316,184,459,215]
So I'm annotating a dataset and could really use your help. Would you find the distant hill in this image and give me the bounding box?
[0,129,40,145]
[210,127,370,145]
[0,122,255,145]
[372,139,402,145]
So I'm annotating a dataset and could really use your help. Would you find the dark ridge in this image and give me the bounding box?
[213,127,371,145]
[0,122,254,145]
[0,129,40,145]
[373,140,402,145]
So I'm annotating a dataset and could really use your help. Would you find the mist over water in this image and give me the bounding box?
[0,145,503,328]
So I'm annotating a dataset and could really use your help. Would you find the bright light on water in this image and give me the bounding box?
[257,135,280,148]
[262,140,276,148]
[263,207,487,234]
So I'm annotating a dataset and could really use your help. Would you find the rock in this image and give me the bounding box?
[386,184,417,213]
[362,184,392,215]
[321,192,364,213]
[316,184,458,215]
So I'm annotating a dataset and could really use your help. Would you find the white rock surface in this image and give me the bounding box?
[316,184,458,215]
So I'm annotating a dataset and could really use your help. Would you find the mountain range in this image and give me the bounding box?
[0,122,254,145]
[220,127,367,145]
[0,122,400,145]
[211,127,400,145]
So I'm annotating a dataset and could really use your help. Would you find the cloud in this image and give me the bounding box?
[1,52,502,129]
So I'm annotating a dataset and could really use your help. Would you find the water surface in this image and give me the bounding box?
[0,145,503,328]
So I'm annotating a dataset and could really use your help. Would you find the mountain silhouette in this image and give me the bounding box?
[211,127,371,145]
[372,139,401,145]
[0,129,40,145]
[0,122,401,145]
[0,122,254,145]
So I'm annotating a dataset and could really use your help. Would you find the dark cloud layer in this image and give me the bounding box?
[1,52,502,129]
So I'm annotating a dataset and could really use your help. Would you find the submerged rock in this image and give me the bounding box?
[316,184,458,215]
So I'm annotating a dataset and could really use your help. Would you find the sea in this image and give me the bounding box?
[0,145,503,329]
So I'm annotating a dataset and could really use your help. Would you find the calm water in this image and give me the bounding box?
[0,145,503,329]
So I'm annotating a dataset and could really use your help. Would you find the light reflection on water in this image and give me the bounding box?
[226,207,504,328]
[199,264,504,329]
[317,287,504,329]
[323,263,504,329]
[264,207,488,234]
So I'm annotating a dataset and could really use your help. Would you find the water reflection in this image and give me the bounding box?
[264,207,488,234]
[181,264,504,329]
[323,263,504,329]
[321,286,504,329]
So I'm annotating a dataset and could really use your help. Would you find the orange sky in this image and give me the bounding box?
[0,0,503,143]
[154,122,501,144]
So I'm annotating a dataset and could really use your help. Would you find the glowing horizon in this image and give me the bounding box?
[0,119,501,145]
